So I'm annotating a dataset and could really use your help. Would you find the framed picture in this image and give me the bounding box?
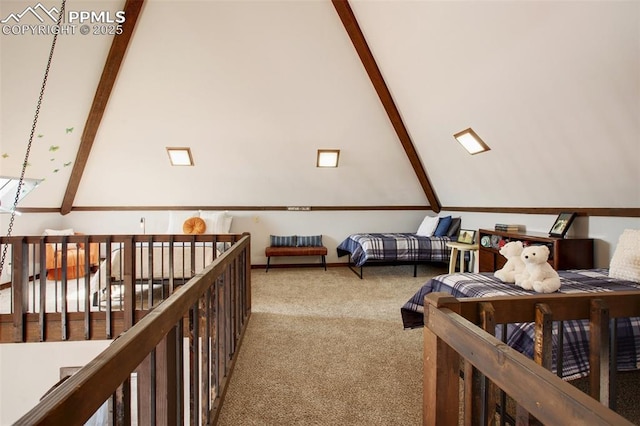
[549,212,576,238]
[457,229,476,245]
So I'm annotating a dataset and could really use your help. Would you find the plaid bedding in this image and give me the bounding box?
[401,269,640,380]
[336,233,453,267]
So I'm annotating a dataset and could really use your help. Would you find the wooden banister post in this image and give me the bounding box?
[12,238,27,342]
[517,302,553,424]
[476,302,497,426]
[424,293,460,426]
[534,303,553,370]
[123,236,135,329]
[137,327,179,425]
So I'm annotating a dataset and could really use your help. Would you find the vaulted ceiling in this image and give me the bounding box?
[1,0,638,215]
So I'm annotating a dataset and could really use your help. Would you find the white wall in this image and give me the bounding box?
[0,340,111,424]
[4,210,638,268]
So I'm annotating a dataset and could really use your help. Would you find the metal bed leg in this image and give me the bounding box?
[345,255,363,279]
[346,264,363,279]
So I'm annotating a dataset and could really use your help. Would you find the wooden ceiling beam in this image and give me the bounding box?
[60,0,145,215]
[331,0,441,213]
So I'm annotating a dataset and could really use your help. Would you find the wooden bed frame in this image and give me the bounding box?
[423,291,640,425]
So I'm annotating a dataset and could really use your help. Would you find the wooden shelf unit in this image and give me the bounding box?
[478,229,594,273]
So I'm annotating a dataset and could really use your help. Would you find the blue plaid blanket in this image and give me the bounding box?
[401,269,640,380]
[336,233,452,267]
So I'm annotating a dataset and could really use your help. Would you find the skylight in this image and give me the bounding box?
[0,176,43,213]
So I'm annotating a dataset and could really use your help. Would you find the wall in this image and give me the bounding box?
[3,210,638,268]
[0,340,111,424]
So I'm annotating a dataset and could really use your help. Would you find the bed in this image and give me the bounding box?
[91,240,221,307]
[401,268,640,380]
[336,216,462,278]
[337,233,453,277]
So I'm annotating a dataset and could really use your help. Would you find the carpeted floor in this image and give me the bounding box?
[216,264,445,425]
[216,265,640,425]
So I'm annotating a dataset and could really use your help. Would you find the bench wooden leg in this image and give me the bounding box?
[266,257,271,272]
[322,255,326,271]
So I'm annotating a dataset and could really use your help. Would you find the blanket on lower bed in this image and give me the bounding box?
[401,269,640,380]
[90,242,220,305]
[336,233,452,267]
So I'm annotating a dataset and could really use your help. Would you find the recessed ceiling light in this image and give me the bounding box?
[317,149,340,168]
[166,147,194,166]
[453,128,490,155]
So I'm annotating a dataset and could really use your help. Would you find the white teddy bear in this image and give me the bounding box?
[494,241,525,283]
[515,245,561,293]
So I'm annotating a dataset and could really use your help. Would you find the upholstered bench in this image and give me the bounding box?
[265,235,327,272]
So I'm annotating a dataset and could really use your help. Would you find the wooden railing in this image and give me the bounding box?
[423,291,640,426]
[0,233,245,342]
[2,233,251,424]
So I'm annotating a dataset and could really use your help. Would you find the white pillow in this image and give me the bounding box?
[166,211,199,234]
[43,228,74,236]
[609,229,640,283]
[416,215,440,237]
[199,211,233,234]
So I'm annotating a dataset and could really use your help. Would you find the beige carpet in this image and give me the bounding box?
[216,264,447,426]
[216,265,640,425]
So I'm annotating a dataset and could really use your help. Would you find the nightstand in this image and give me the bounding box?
[446,241,479,273]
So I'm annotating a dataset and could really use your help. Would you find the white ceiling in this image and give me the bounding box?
[1,0,638,211]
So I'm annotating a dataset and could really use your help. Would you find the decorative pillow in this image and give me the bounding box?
[446,218,462,238]
[43,228,74,236]
[609,229,640,282]
[297,235,323,247]
[416,215,440,237]
[166,211,199,234]
[183,217,206,234]
[270,235,297,247]
[433,216,452,237]
[199,211,233,234]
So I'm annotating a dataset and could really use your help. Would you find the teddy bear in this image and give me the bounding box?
[515,245,561,293]
[493,241,525,283]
